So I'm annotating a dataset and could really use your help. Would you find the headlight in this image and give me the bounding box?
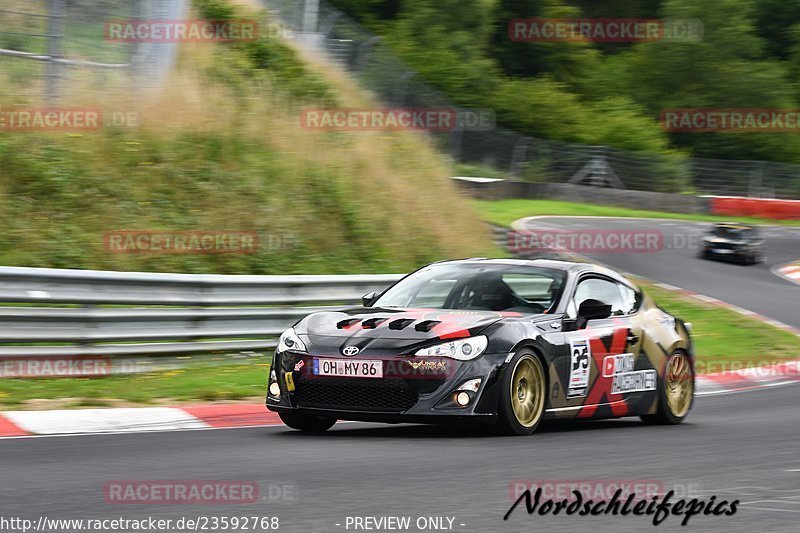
[277,328,307,353]
[415,336,488,361]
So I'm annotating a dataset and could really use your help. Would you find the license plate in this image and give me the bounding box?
[312,358,383,378]
[711,248,733,254]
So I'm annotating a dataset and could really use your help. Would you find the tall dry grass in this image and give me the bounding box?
[0,1,491,274]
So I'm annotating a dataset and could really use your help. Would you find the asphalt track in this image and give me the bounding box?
[515,216,800,330]
[1,386,798,533]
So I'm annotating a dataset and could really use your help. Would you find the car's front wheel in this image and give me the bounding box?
[497,351,547,435]
[641,351,694,425]
[279,411,337,433]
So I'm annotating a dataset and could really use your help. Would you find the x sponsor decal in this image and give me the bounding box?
[577,323,631,418]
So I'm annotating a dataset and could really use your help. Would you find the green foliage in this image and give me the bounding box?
[326,0,800,171]
[386,0,501,106]
[492,0,600,84]
[194,0,333,104]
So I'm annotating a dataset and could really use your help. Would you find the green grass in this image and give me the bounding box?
[474,199,800,228]
[641,282,799,367]
[0,361,272,409]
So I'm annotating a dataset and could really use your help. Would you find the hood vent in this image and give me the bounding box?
[414,320,441,332]
[361,318,388,329]
[336,318,362,329]
[388,318,415,330]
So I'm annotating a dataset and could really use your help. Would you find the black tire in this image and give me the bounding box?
[279,411,337,433]
[496,351,547,436]
[641,352,694,425]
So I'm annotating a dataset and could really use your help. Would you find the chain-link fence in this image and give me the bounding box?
[0,0,187,104]
[262,0,800,200]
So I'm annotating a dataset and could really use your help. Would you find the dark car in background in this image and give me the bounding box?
[267,259,694,436]
[699,223,765,265]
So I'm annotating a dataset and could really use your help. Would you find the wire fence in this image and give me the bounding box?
[263,0,800,200]
[0,0,186,104]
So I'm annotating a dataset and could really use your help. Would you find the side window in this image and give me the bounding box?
[618,284,642,315]
[573,278,626,316]
[501,274,553,301]
[412,279,458,308]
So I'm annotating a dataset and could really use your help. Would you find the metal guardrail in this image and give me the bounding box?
[0,267,403,359]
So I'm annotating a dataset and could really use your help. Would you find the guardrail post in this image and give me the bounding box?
[302,0,320,32]
[510,137,530,179]
[391,71,415,107]
[748,161,764,198]
[45,0,66,104]
[354,35,380,71]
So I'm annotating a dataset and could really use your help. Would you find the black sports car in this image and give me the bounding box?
[699,222,765,264]
[267,259,694,435]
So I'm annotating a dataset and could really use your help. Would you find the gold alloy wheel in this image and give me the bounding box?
[510,356,545,427]
[665,353,693,418]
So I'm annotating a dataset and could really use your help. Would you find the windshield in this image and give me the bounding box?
[373,263,566,314]
[712,226,753,239]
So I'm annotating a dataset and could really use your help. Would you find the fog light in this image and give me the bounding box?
[269,382,281,397]
[456,392,471,406]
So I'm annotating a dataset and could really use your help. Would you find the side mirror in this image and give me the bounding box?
[361,291,377,307]
[577,299,612,323]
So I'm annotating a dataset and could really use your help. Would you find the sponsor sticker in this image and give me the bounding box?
[601,353,657,394]
[612,370,657,394]
[567,339,590,398]
[602,353,635,378]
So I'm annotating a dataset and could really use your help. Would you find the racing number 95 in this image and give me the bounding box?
[572,344,589,372]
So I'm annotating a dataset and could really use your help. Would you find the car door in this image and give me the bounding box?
[553,275,643,419]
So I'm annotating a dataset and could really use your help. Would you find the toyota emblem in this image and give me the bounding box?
[342,346,360,356]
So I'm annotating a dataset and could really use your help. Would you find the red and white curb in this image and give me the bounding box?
[0,403,282,438]
[2,362,799,439]
[775,262,800,286]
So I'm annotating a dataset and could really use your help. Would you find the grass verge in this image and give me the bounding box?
[474,199,800,228]
[0,361,272,409]
[640,281,799,366]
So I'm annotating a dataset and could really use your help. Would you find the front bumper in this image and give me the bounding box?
[266,352,508,423]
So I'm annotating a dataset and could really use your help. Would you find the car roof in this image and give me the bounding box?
[713,222,755,229]
[419,258,639,295]
[432,257,627,280]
